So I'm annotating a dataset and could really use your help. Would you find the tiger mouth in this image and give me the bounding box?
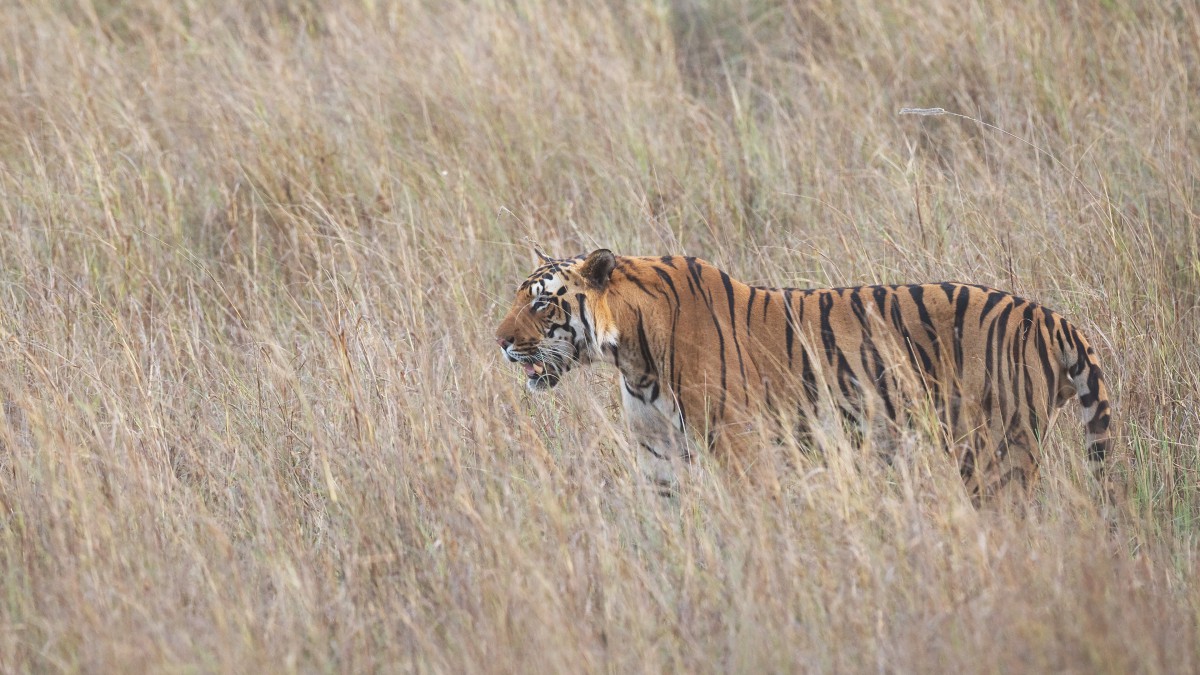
[524,361,562,390]
[517,359,562,390]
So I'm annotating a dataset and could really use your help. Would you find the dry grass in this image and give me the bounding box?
[0,0,1198,672]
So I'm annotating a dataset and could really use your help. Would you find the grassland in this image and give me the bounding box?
[0,0,1197,672]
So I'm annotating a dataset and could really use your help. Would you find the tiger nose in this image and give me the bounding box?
[496,336,513,349]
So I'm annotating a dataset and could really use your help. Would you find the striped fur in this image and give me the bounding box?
[495,249,1112,501]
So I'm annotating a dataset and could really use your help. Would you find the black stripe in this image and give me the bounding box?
[872,286,889,318]
[686,257,705,296]
[981,301,1013,422]
[1008,309,1023,426]
[1079,367,1100,406]
[652,267,681,306]
[783,289,796,368]
[959,447,976,482]
[720,270,749,400]
[1089,400,1111,435]
[1026,372,1040,440]
[635,308,654,370]
[889,292,933,376]
[639,441,666,460]
[720,270,738,327]
[1035,318,1057,408]
[907,285,941,360]
[849,289,870,334]
[953,285,970,372]
[1068,327,1089,377]
[978,290,1008,326]
[940,282,957,304]
[848,288,893,419]
[800,345,817,404]
[707,302,728,418]
[746,286,757,326]
[835,350,862,412]
[860,338,896,420]
[620,268,654,297]
[668,304,679,402]
[575,294,593,343]
[795,292,816,402]
[1019,306,1038,439]
[819,291,837,363]
[994,303,1015,422]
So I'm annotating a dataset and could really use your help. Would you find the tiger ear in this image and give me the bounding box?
[530,243,552,265]
[579,249,616,289]
[524,235,552,266]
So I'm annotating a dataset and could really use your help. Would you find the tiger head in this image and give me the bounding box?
[494,249,617,391]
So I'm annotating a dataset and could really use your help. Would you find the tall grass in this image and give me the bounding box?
[0,0,1197,671]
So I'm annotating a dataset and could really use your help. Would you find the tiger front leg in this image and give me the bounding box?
[619,378,689,494]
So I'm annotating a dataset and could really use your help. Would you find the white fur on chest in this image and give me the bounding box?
[619,375,686,451]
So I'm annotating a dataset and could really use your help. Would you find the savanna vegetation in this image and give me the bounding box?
[0,0,1198,671]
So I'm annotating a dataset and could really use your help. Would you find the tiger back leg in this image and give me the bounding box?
[955,433,1038,509]
[946,392,1040,508]
[984,433,1040,507]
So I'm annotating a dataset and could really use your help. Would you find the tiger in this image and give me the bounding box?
[494,248,1112,501]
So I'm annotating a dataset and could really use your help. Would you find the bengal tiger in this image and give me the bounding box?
[494,249,1112,501]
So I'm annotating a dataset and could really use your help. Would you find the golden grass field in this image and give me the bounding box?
[0,0,1197,671]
